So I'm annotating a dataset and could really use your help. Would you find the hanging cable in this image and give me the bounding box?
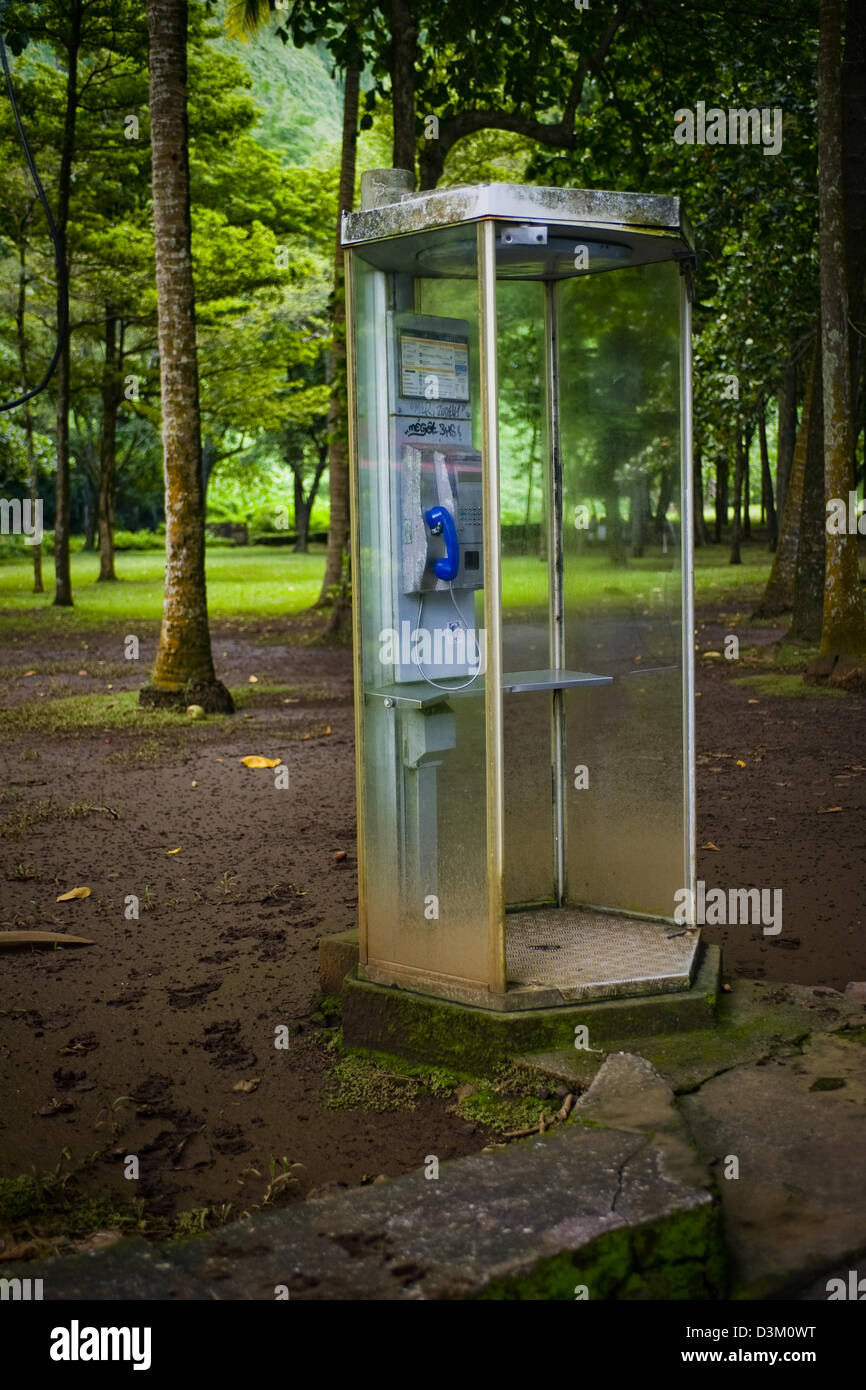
[0,14,69,412]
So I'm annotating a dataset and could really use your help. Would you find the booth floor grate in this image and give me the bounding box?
[505,908,699,1001]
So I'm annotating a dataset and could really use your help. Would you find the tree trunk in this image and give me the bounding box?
[389,0,417,176]
[143,0,232,711]
[16,245,43,593]
[97,308,119,581]
[293,468,309,553]
[758,393,778,550]
[755,344,818,617]
[53,0,83,607]
[843,0,866,485]
[776,355,798,516]
[316,62,359,608]
[693,447,708,546]
[714,453,728,543]
[653,467,673,545]
[742,426,752,539]
[790,345,827,641]
[83,498,96,550]
[815,0,866,668]
[729,427,745,565]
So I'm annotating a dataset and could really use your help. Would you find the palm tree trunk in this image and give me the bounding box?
[815,0,866,667]
[17,245,43,593]
[97,308,119,581]
[142,0,232,712]
[53,0,83,607]
[316,62,359,609]
[389,0,417,175]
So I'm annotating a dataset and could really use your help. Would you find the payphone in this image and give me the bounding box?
[390,313,483,685]
[345,181,698,1010]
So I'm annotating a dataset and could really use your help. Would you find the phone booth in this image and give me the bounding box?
[343,175,697,1011]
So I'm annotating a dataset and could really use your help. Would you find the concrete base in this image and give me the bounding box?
[341,944,721,1073]
[318,929,359,997]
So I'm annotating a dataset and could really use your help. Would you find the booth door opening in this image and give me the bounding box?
[498,266,695,999]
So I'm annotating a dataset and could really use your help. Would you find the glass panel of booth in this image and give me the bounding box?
[558,259,684,921]
[349,237,492,990]
[347,215,691,1001]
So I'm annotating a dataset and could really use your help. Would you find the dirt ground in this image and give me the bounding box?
[1,606,864,1243]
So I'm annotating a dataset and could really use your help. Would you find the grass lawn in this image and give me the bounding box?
[0,540,774,636]
[0,547,327,633]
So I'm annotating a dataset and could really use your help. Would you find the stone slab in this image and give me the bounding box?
[679,1029,866,1298]
[517,979,866,1094]
[11,1116,720,1301]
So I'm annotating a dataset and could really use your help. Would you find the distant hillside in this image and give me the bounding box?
[212,15,344,168]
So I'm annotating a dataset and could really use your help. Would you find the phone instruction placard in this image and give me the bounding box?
[399,329,469,403]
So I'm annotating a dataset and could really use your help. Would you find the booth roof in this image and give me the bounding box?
[341,183,694,253]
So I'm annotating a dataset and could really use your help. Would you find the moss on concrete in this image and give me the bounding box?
[477,1203,726,1300]
[341,947,720,1073]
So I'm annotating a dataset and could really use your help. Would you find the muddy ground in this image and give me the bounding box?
[1,607,864,1249]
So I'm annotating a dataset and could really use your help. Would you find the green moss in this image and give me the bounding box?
[341,949,719,1075]
[309,991,342,1028]
[477,1203,726,1301]
[809,1076,845,1091]
[325,1054,422,1112]
[0,1173,146,1245]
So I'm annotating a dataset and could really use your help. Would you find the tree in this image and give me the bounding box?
[141,0,232,711]
[809,0,866,681]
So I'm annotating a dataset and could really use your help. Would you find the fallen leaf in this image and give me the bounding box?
[77,668,88,676]
[240,755,281,768]
[190,780,198,788]
[747,698,759,704]
[23,669,36,676]
[248,674,258,684]
[701,842,721,851]
[167,846,182,854]
[0,931,93,949]
[736,760,746,767]
[56,886,91,902]
[333,850,347,862]
[817,806,842,814]
[232,1077,261,1093]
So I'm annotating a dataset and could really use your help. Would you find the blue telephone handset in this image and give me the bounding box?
[424,505,460,582]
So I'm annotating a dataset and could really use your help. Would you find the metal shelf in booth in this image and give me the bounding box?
[365,668,613,709]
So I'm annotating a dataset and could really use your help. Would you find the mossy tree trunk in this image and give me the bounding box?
[791,344,826,642]
[316,62,359,609]
[814,0,866,673]
[143,0,232,712]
